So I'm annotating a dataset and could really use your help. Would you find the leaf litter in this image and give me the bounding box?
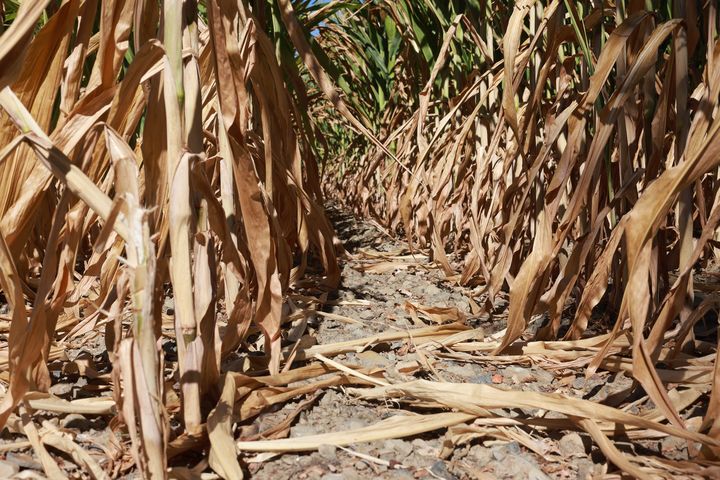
[0,208,706,479]
[0,2,720,480]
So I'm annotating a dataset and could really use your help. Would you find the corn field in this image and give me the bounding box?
[0,0,719,478]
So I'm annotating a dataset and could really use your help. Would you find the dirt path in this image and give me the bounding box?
[0,208,691,479]
[245,208,621,480]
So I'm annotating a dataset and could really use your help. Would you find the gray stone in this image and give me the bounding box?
[389,469,415,480]
[318,444,337,461]
[383,439,413,459]
[466,445,492,466]
[290,424,318,437]
[660,435,688,460]
[340,470,362,480]
[494,455,550,480]
[359,309,375,320]
[559,432,585,457]
[470,373,494,384]
[491,446,507,461]
[425,285,444,297]
[430,461,458,480]
[5,452,42,471]
[281,454,298,465]
[62,413,91,430]
[50,382,73,396]
[576,459,598,480]
[533,368,556,384]
[320,474,344,480]
[504,366,535,383]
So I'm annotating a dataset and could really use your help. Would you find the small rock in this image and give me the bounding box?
[340,470,362,480]
[390,469,415,480]
[357,351,388,367]
[493,454,550,480]
[504,366,535,383]
[354,461,368,470]
[661,435,688,460]
[49,382,73,396]
[491,374,504,384]
[466,445,492,466]
[533,368,555,384]
[576,459,598,480]
[572,377,586,389]
[559,432,585,457]
[0,460,19,477]
[62,413,91,430]
[383,439,413,459]
[528,469,551,480]
[342,419,367,430]
[291,424,318,437]
[430,461,458,480]
[378,286,396,297]
[298,455,314,467]
[470,373,493,384]
[318,444,337,461]
[320,474,344,480]
[6,452,42,471]
[359,309,375,320]
[491,446,507,461]
[425,285,443,297]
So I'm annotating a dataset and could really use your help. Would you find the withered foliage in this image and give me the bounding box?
[0,0,720,478]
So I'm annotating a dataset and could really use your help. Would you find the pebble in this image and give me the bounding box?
[354,461,368,470]
[383,439,413,459]
[430,461,458,480]
[504,366,535,383]
[281,455,299,465]
[342,419,367,430]
[291,424,318,437]
[5,452,42,471]
[318,444,337,461]
[359,309,375,320]
[378,286,396,297]
[62,413,91,430]
[559,432,586,457]
[425,285,444,298]
[493,454,550,480]
[661,435,688,460]
[49,382,73,396]
[340,470,362,480]
[576,459,598,479]
[466,445,492,465]
[533,368,555,384]
[357,351,388,367]
[470,373,494,384]
[492,446,507,461]
[390,469,415,479]
[320,474,343,480]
